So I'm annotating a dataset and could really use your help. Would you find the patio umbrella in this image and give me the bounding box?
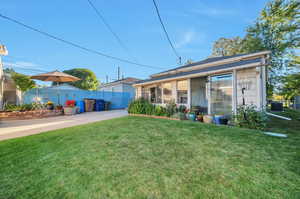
[31,70,81,105]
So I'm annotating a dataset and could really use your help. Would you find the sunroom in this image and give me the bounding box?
[134,51,270,115]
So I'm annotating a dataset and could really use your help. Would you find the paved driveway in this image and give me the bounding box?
[0,110,128,141]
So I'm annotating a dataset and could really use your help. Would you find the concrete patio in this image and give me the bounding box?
[0,110,128,141]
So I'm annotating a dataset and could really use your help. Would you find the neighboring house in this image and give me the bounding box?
[48,83,83,90]
[99,77,140,98]
[134,51,270,115]
[2,72,22,105]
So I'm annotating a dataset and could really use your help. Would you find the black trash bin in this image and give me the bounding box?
[271,102,283,111]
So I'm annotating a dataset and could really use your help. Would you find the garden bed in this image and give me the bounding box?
[129,113,180,120]
[0,109,63,121]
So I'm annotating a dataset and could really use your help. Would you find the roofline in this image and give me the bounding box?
[99,82,132,88]
[151,51,271,78]
[133,61,264,87]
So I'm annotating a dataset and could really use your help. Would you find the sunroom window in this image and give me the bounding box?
[177,80,188,104]
[163,82,173,103]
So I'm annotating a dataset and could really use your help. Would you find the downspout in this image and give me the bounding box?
[266,112,291,121]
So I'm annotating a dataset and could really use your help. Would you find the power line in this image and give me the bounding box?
[0,13,164,70]
[87,0,138,63]
[151,0,181,63]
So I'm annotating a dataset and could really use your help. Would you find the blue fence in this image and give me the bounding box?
[23,88,133,109]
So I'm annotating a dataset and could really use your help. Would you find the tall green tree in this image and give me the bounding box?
[279,72,300,100]
[63,68,99,90]
[211,37,245,57]
[10,72,36,92]
[211,0,300,96]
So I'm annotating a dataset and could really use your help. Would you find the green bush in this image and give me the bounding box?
[4,103,44,112]
[154,106,167,116]
[128,98,154,115]
[165,101,177,117]
[233,105,267,130]
[178,105,187,113]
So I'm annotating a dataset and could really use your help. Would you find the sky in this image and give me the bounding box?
[0,0,269,84]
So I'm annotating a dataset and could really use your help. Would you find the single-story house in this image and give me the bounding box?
[133,51,270,115]
[99,77,140,98]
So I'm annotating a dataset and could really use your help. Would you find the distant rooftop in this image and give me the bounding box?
[100,77,141,88]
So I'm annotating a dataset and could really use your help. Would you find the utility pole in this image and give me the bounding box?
[0,44,8,110]
[117,66,120,80]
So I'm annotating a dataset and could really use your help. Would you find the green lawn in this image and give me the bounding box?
[0,116,299,199]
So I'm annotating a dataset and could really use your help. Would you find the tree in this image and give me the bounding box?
[279,73,300,100]
[62,68,99,90]
[210,0,300,97]
[211,37,245,57]
[10,72,36,92]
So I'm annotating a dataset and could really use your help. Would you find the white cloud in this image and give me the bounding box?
[3,61,46,72]
[175,30,206,49]
[175,30,197,49]
[192,3,236,17]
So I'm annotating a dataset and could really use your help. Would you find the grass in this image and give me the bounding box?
[0,116,299,199]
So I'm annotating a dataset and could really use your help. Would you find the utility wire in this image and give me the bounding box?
[87,0,138,63]
[151,0,181,63]
[0,13,164,70]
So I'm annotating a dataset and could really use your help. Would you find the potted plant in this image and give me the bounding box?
[187,111,196,121]
[203,114,213,123]
[63,100,77,115]
[197,113,204,122]
[46,101,54,110]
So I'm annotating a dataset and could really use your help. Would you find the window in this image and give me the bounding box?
[150,85,162,103]
[163,82,173,103]
[156,85,162,103]
[141,87,149,100]
[150,87,156,103]
[177,80,188,104]
[210,74,233,114]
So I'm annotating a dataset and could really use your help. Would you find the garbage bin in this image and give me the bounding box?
[271,102,283,111]
[104,101,111,110]
[77,100,85,113]
[84,99,95,112]
[95,99,105,111]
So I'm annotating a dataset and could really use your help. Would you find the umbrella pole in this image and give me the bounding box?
[56,82,60,105]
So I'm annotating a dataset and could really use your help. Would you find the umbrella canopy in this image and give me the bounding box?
[30,70,80,82]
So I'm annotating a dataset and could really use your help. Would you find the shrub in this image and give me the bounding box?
[178,105,187,113]
[154,106,167,116]
[128,98,153,114]
[4,103,44,112]
[165,101,177,117]
[233,105,267,130]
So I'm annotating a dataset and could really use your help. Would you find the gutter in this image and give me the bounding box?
[133,62,263,87]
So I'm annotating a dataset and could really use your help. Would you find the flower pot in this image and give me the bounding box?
[47,104,54,110]
[214,115,223,125]
[220,118,228,125]
[197,115,203,122]
[203,115,213,123]
[187,113,196,121]
[63,107,77,115]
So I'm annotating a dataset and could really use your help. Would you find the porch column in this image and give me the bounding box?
[207,76,211,115]
[233,69,238,114]
[261,57,267,109]
[172,80,177,103]
[187,78,191,109]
